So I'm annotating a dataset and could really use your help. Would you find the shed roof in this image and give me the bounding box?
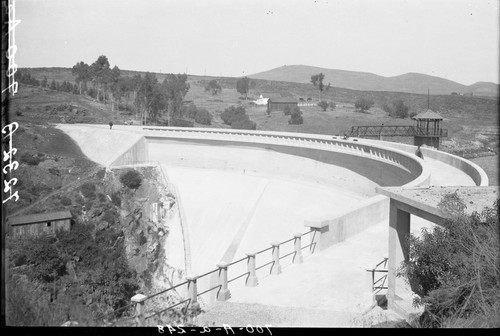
[268,97,298,104]
[8,210,72,226]
[412,109,443,120]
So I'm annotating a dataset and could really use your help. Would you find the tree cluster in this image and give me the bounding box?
[204,80,222,96]
[7,220,139,325]
[288,106,303,125]
[354,97,374,112]
[311,73,331,100]
[220,105,256,130]
[72,56,191,124]
[236,77,255,100]
[382,99,410,118]
[183,103,212,125]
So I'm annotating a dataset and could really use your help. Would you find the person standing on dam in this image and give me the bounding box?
[416,145,423,159]
[109,121,113,130]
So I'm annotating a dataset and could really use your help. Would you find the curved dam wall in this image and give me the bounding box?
[144,132,428,189]
[356,138,489,186]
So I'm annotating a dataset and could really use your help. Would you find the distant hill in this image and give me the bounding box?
[249,65,499,97]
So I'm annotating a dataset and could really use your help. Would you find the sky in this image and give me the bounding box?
[13,0,500,85]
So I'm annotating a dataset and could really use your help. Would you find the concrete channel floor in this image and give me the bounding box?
[194,155,478,327]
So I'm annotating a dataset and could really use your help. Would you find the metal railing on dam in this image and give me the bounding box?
[106,228,316,326]
[141,126,431,188]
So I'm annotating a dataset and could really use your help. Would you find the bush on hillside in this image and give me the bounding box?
[120,170,142,189]
[318,100,328,111]
[183,103,198,119]
[289,106,303,125]
[354,97,374,111]
[221,105,248,125]
[398,192,500,328]
[80,182,96,199]
[20,153,43,166]
[60,196,72,206]
[328,101,336,110]
[111,192,121,207]
[390,100,410,119]
[194,108,212,125]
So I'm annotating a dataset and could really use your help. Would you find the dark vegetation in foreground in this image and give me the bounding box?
[398,193,500,328]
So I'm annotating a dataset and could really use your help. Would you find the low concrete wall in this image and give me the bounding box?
[357,138,489,186]
[305,195,389,250]
[110,137,149,167]
[420,147,489,186]
[146,133,428,188]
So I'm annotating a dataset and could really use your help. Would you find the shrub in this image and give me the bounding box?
[8,236,66,283]
[60,196,72,206]
[194,108,212,125]
[221,105,247,125]
[101,210,117,225]
[20,153,42,166]
[283,105,291,116]
[317,100,328,111]
[232,119,256,130]
[289,106,303,125]
[96,169,106,179]
[80,182,96,199]
[183,103,198,119]
[111,192,121,207]
[381,103,392,114]
[328,101,336,110]
[398,194,500,328]
[410,112,418,119]
[354,97,374,111]
[120,170,142,189]
[390,100,409,119]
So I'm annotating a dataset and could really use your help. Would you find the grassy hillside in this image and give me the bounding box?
[249,64,498,97]
[13,68,499,185]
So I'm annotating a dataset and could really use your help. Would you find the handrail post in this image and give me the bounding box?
[186,275,201,313]
[293,233,303,264]
[131,293,147,326]
[304,222,329,253]
[271,242,282,275]
[216,262,231,301]
[246,253,258,287]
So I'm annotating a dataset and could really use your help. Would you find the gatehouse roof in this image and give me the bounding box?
[412,109,443,120]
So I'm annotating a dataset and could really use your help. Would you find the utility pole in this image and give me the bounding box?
[428,88,430,109]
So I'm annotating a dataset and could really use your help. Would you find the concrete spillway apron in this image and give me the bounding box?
[219,182,269,264]
[205,182,269,302]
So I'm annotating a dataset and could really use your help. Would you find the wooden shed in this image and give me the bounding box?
[8,210,73,238]
[267,97,298,112]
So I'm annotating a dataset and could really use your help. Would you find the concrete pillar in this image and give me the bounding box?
[131,293,147,326]
[271,242,282,275]
[304,221,329,253]
[387,199,411,310]
[246,253,258,287]
[186,275,201,312]
[293,233,303,264]
[364,269,372,293]
[216,262,231,301]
